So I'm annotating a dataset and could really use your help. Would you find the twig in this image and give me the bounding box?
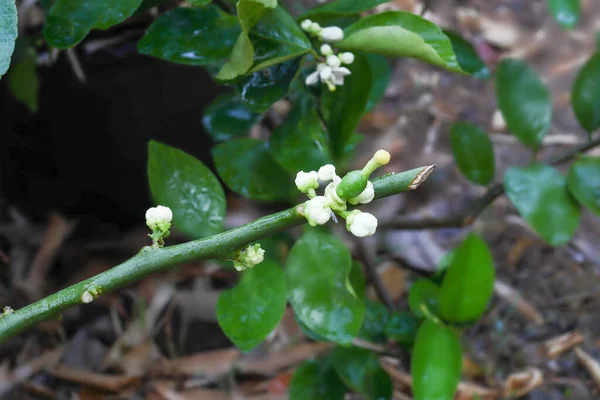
[0,167,434,344]
[381,136,600,230]
[355,239,395,310]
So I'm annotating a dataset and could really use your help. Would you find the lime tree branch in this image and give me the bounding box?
[0,165,436,344]
[380,136,600,230]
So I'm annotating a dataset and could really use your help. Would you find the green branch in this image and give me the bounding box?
[0,165,435,344]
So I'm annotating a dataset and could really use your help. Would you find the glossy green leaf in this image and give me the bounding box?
[338,11,461,73]
[300,0,390,20]
[408,279,440,318]
[290,358,347,400]
[202,93,261,142]
[505,164,581,245]
[0,0,17,79]
[249,6,311,71]
[270,95,331,172]
[216,260,287,351]
[567,156,600,216]
[547,0,580,29]
[323,53,372,158]
[572,52,600,134]
[236,57,301,112]
[138,6,240,67]
[358,300,390,343]
[384,311,420,346]
[217,0,277,80]
[348,260,366,301]
[450,122,495,185]
[148,141,226,238]
[495,59,552,149]
[438,233,495,323]
[188,0,212,6]
[43,0,142,48]
[286,229,364,344]
[7,48,38,113]
[444,30,490,79]
[411,320,462,400]
[332,346,393,400]
[213,138,295,201]
[365,54,391,112]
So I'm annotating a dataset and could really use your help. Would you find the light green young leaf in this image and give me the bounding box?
[299,0,390,20]
[505,164,580,246]
[216,260,287,352]
[138,6,240,68]
[270,95,331,172]
[213,138,295,201]
[547,0,580,30]
[332,346,393,400]
[571,52,600,135]
[337,11,462,73]
[148,141,226,239]
[567,156,600,216]
[289,358,347,400]
[0,0,18,79]
[286,229,365,344]
[438,233,495,323]
[450,122,495,185]
[444,29,490,79]
[8,48,38,113]
[43,0,143,48]
[202,93,262,142]
[495,59,552,149]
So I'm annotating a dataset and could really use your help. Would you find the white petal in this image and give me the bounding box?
[319,66,333,81]
[334,67,351,76]
[305,71,319,86]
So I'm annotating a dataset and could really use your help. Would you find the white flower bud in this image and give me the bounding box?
[301,19,312,31]
[324,182,346,212]
[310,22,321,34]
[374,149,391,165]
[349,181,374,205]
[318,164,337,182]
[319,26,344,42]
[347,211,378,237]
[295,170,319,193]
[320,44,333,56]
[304,196,332,226]
[326,54,341,68]
[339,52,355,64]
[146,205,173,231]
[81,291,94,304]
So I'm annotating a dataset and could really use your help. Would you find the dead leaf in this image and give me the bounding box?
[154,348,240,378]
[504,368,543,398]
[542,331,584,359]
[574,347,600,391]
[494,280,545,325]
[237,342,331,376]
[367,260,407,302]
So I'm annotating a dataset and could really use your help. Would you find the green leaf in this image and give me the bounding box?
[300,0,390,20]
[0,0,17,79]
[148,141,226,238]
[348,260,366,300]
[411,320,462,400]
[365,54,391,112]
[323,53,372,158]
[212,138,295,201]
[331,346,393,400]
[217,0,277,80]
[408,279,440,318]
[438,233,495,323]
[270,95,332,172]
[571,52,600,134]
[358,300,390,343]
[505,164,581,245]
[337,11,461,73]
[547,0,580,29]
[286,229,365,344]
[444,30,490,79]
[138,6,240,67]
[188,0,212,5]
[216,260,287,351]
[450,122,495,185]
[235,57,301,112]
[43,0,143,48]
[202,93,262,142]
[249,6,311,72]
[567,156,600,216]
[7,48,38,113]
[495,59,552,149]
[384,311,420,346]
[290,358,347,400]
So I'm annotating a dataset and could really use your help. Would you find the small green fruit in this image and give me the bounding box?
[336,171,368,200]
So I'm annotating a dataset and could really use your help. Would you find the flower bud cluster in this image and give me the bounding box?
[234,244,265,271]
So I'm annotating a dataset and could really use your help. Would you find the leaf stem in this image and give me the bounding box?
[0,166,435,344]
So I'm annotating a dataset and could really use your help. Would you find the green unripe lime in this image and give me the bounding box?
[336,171,368,200]
[411,320,462,400]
